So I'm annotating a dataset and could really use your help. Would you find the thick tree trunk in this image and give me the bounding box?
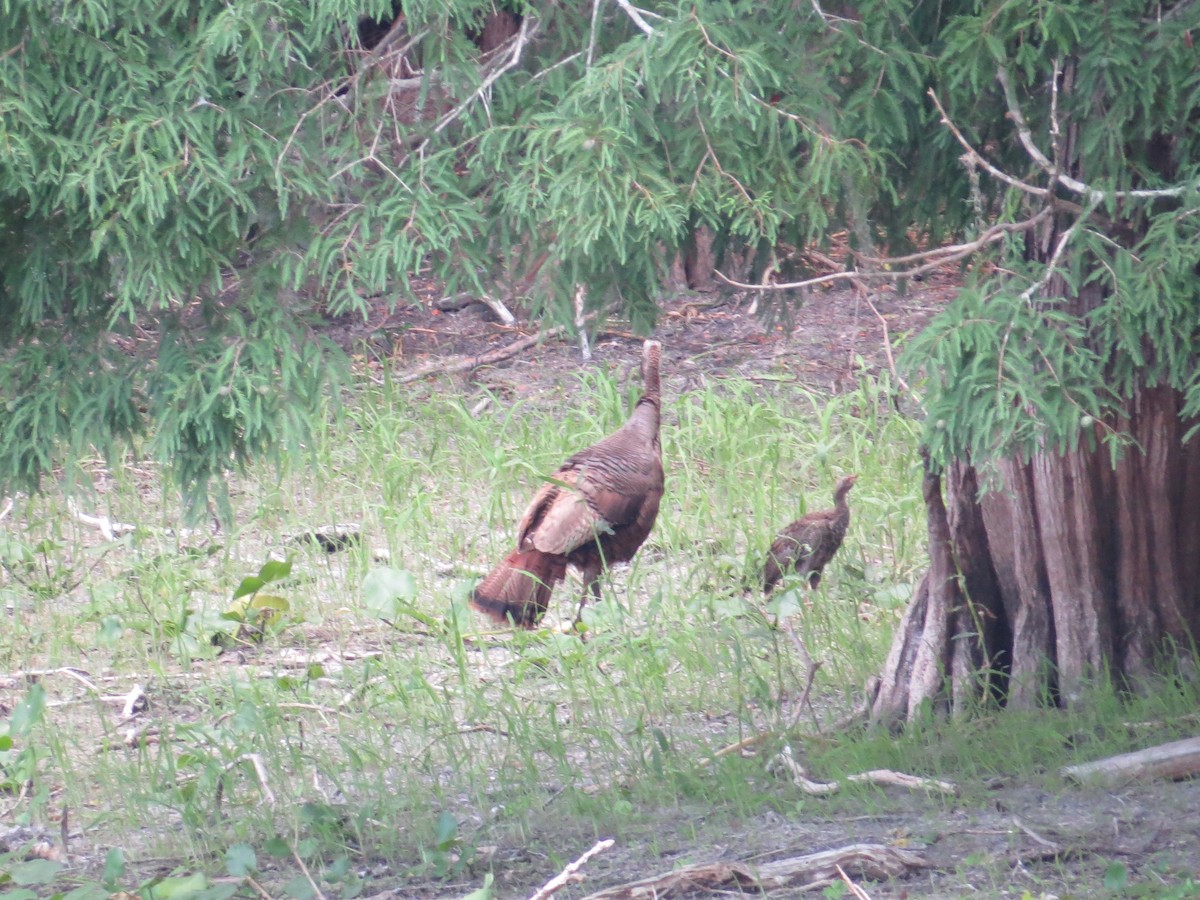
[873,386,1200,724]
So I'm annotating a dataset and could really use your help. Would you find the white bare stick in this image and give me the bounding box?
[528,838,615,900]
[1061,736,1200,785]
[611,0,656,35]
[396,326,566,384]
[480,293,517,326]
[574,284,592,360]
[845,769,958,795]
[429,18,536,140]
[587,0,604,67]
[0,497,12,523]
[927,88,1048,198]
[862,292,911,394]
[235,753,277,806]
[66,497,136,542]
[767,746,840,795]
[119,683,148,720]
[580,843,928,899]
[292,844,328,900]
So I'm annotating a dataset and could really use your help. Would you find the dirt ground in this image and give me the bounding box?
[330,282,1200,900]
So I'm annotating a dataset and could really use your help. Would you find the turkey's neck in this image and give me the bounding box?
[627,397,661,442]
[641,342,661,402]
[833,486,852,518]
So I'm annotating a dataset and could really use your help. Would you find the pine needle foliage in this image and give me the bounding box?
[2,0,1198,506]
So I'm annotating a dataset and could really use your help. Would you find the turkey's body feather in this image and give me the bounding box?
[763,475,857,594]
[471,343,664,628]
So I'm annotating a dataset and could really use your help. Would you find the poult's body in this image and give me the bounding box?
[763,474,858,595]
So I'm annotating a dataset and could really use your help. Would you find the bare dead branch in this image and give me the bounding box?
[926,89,1048,198]
[862,292,912,394]
[579,843,928,899]
[716,209,1052,293]
[996,65,1197,201]
[429,17,537,140]
[66,497,136,542]
[529,838,615,900]
[292,842,328,900]
[836,864,875,900]
[1061,736,1200,785]
[611,0,657,35]
[395,326,567,384]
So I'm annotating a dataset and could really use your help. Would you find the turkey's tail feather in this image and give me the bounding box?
[470,549,567,628]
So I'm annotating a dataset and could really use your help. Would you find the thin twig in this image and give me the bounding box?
[861,292,911,394]
[1012,815,1062,851]
[836,864,874,899]
[428,17,537,140]
[0,497,13,523]
[528,838,615,900]
[927,88,1048,198]
[292,845,328,900]
[586,0,604,66]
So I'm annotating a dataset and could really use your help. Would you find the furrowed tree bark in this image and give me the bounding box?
[874,388,1200,723]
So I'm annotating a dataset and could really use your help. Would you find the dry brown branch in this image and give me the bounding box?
[768,747,958,796]
[396,327,566,384]
[1011,815,1061,851]
[829,675,881,733]
[529,838,615,900]
[228,753,277,806]
[926,88,1048,198]
[705,731,774,764]
[427,17,536,142]
[715,209,1052,293]
[783,618,825,730]
[1061,736,1200,785]
[579,843,928,899]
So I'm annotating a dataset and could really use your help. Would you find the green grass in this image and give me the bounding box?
[2,367,1197,898]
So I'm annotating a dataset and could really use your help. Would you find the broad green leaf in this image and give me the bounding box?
[8,859,63,886]
[224,843,257,878]
[362,567,418,621]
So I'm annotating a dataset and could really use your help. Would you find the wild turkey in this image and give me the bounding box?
[470,341,665,628]
[762,474,858,595]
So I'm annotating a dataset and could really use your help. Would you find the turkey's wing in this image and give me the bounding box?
[519,470,614,556]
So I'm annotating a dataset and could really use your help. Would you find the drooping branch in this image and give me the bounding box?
[995,65,1198,202]
[714,209,1052,293]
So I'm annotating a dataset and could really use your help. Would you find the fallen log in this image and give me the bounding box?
[1061,736,1200,786]
[579,843,929,899]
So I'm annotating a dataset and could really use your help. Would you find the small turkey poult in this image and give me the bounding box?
[470,340,665,629]
[763,474,858,595]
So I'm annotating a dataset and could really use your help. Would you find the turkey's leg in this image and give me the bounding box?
[573,570,603,633]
